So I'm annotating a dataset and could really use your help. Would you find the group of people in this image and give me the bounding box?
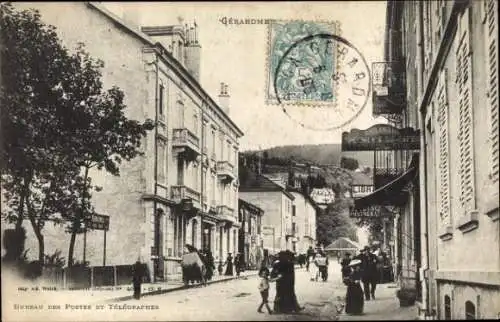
[218,252,245,277]
[257,250,304,314]
[340,245,383,315]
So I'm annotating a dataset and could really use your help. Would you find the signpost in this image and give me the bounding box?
[86,214,110,266]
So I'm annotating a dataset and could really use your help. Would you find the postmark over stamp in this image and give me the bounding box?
[265,20,372,131]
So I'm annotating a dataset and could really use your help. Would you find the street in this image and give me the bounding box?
[117,265,343,321]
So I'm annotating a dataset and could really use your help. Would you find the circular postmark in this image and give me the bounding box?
[273,33,371,131]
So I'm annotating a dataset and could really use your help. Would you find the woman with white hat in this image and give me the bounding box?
[344,259,364,315]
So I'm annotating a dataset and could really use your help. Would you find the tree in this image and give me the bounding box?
[340,156,359,170]
[1,3,86,264]
[0,4,153,267]
[316,196,358,247]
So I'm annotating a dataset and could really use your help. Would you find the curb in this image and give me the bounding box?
[104,272,259,303]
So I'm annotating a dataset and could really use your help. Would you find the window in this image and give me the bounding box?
[465,301,475,320]
[444,295,451,320]
[437,70,450,227]
[227,142,231,162]
[193,112,198,135]
[292,205,296,217]
[456,7,476,213]
[159,84,164,115]
[485,0,499,183]
[212,130,216,154]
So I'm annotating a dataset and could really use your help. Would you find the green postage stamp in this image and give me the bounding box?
[266,20,342,107]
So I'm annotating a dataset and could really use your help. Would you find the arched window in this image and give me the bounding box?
[192,220,198,248]
[465,301,475,320]
[444,295,451,320]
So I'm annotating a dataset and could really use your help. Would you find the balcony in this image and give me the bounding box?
[172,128,200,161]
[217,205,236,223]
[217,161,236,184]
[372,61,406,117]
[170,185,201,209]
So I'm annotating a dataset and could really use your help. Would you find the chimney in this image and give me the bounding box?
[218,82,230,115]
[185,20,201,81]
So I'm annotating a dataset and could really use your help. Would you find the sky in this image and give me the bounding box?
[103,1,388,151]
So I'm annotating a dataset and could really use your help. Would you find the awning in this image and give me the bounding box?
[354,153,419,209]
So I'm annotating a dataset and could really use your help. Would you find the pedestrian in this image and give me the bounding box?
[257,266,279,314]
[309,253,319,281]
[217,260,224,276]
[355,246,378,300]
[132,259,145,300]
[235,253,242,277]
[224,253,234,276]
[270,250,304,313]
[344,259,364,315]
[316,250,329,281]
[205,249,215,281]
[340,252,352,280]
[306,246,315,272]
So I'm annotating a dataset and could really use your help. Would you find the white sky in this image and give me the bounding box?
[103,1,388,151]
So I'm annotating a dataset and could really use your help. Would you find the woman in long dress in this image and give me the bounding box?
[224,253,234,276]
[344,259,364,315]
[270,250,303,313]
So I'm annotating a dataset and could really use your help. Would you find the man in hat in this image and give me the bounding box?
[355,246,378,300]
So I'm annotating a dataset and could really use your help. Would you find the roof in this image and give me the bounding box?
[238,198,264,214]
[239,170,295,200]
[350,171,372,186]
[324,237,361,251]
[86,2,244,138]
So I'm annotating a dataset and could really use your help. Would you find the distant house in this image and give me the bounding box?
[350,171,374,199]
[239,169,295,254]
[310,188,336,208]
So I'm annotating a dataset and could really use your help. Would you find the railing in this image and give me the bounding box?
[172,128,200,149]
[374,167,406,189]
[217,205,236,222]
[372,61,406,116]
[170,185,200,202]
[217,161,235,178]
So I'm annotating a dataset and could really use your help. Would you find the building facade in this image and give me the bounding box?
[238,198,264,269]
[239,169,295,255]
[289,191,317,255]
[13,2,244,282]
[395,0,500,319]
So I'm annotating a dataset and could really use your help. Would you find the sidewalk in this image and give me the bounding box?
[337,283,418,321]
[43,270,259,304]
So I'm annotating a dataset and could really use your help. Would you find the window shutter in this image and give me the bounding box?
[437,69,450,226]
[455,7,476,212]
[486,0,499,183]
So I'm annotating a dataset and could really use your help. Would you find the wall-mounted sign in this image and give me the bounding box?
[341,124,420,151]
[349,205,392,218]
[372,61,406,116]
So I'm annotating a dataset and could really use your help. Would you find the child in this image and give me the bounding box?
[218,261,224,276]
[257,266,279,314]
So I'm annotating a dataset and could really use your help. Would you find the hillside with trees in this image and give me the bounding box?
[244,144,373,167]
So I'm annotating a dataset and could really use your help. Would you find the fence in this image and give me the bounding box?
[41,264,151,289]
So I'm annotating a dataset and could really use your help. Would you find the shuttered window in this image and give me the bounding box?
[486,0,499,183]
[437,70,450,226]
[456,7,475,213]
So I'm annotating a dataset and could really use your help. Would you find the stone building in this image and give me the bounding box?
[13,2,243,281]
[239,168,295,255]
[237,199,264,269]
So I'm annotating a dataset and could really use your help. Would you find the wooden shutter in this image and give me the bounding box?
[437,69,450,226]
[486,0,499,183]
[455,7,475,212]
